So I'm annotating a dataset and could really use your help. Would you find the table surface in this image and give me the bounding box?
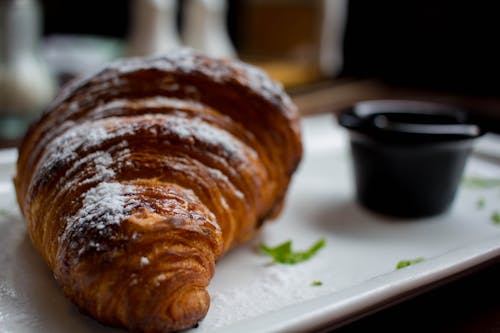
[2,79,500,333]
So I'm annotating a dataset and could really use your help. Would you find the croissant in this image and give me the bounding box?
[14,49,302,332]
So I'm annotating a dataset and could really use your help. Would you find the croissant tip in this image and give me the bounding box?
[168,287,210,330]
[131,287,209,333]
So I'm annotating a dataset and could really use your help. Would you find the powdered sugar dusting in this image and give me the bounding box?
[85,97,207,120]
[165,115,258,161]
[229,60,296,115]
[110,113,257,164]
[206,167,245,200]
[110,48,199,76]
[79,152,114,185]
[37,122,114,183]
[103,48,292,113]
[86,127,109,146]
[61,182,138,257]
[30,121,129,205]
[140,257,150,267]
[203,265,334,329]
[149,184,218,230]
[44,114,250,167]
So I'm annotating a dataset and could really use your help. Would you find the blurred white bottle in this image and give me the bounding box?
[182,0,236,58]
[0,0,55,117]
[319,0,348,76]
[127,0,181,56]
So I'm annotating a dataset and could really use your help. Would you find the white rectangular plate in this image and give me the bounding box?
[1,114,500,333]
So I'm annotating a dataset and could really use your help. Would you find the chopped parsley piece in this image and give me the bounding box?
[311,280,323,287]
[396,257,424,270]
[492,211,500,224]
[476,197,486,209]
[0,209,9,217]
[260,238,326,265]
[463,177,500,189]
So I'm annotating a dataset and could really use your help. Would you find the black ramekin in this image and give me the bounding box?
[338,100,485,218]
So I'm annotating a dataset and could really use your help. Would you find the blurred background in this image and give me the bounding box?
[1,0,500,145]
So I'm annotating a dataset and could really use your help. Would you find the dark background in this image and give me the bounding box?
[341,1,500,96]
[40,0,500,97]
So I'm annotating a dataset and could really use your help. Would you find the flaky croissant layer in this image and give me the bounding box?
[15,49,302,332]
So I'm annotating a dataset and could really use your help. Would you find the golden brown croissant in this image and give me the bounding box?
[14,49,302,332]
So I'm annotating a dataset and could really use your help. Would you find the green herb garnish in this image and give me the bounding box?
[396,257,424,270]
[0,209,9,217]
[492,211,500,224]
[476,197,486,209]
[260,238,326,265]
[311,280,323,287]
[463,177,500,189]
